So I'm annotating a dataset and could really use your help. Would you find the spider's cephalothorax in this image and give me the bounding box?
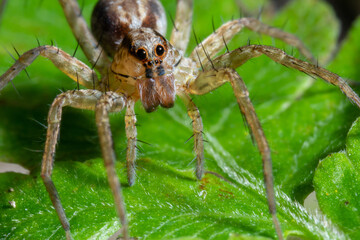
[2,0,360,239]
[110,28,181,112]
[91,0,167,57]
[92,0,181,112]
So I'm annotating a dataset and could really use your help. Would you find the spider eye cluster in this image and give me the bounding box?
[136,48,148,60]
[134,43,167,61]
[155,44,165,57]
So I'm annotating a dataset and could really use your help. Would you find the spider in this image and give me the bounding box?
[1,0,360,239]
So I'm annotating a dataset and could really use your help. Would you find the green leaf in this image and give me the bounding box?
[0,0,359,239]
[313,17,360,239]
[314,117,360,239]
[0,158,346,239]
[328,16,360,81]
[229,233,272,240]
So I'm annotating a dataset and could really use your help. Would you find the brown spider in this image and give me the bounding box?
[1,0,360,239]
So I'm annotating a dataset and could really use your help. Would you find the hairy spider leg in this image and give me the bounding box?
[58,0,111,74]
[170,0,193,53]
[190,18,316,67]
[125,100,138,186]
[208,45,360,108]
[41,89,129,240]
[185,44,360,240]
[95,91,129,239]
[179,93,205,179]
[0,46,100,91]
[185,67,283,239]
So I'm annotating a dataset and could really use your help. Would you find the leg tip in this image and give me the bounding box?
[65,230,73,240]
[127,167,136,187]
[196,168,203,180]
[109,226,132,240]
[128,176,135,187]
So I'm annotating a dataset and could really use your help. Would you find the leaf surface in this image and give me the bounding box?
[0,0,359,239]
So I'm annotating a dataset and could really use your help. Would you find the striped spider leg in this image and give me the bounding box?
[172,6,360,240]
[177,45,360,240]
[1,1,176,239]
[0,44,129,240]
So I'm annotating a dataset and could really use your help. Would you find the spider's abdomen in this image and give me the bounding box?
[91,0,167,57]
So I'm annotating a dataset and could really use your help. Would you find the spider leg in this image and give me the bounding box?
[58,0,111,74]
[208,45,360,108]
[0,45,101,91]
[170,0,193,53]
[179,93,204,179]
[190,18,315,67]
[42,89,129,239]
[41,89,103,240]
[125,99,137,186]
[186,68,283,240]
[95,91,129,240]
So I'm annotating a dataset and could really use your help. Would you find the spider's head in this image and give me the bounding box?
[111,28,181,113]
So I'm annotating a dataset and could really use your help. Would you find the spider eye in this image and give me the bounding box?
[136,48,148,60]
[155,44,165,57]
